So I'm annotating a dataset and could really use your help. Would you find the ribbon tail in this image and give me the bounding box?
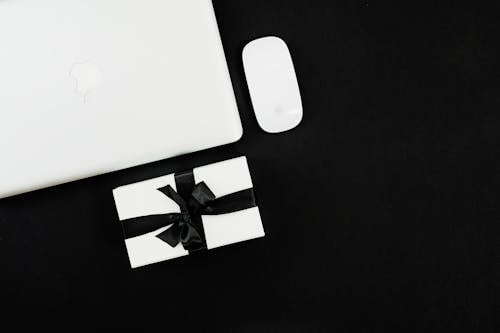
[157,185,187,210]
[156,223,181,247]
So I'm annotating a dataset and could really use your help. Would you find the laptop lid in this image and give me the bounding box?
[0,0,242,198]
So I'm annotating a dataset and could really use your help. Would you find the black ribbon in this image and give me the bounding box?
[121,170,257,253]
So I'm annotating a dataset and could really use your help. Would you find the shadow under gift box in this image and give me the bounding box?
[112,156,265,268]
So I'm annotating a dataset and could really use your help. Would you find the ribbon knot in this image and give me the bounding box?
[180,211,191,224]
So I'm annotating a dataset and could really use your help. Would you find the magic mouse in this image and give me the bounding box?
[242,36,303,133]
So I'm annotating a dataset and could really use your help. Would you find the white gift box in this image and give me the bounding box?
[113,156,265,268]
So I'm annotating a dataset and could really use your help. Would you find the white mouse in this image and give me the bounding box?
[242,36,303,133]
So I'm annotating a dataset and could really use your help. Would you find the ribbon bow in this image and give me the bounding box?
[121,176,256,253]
[155,182,216,249]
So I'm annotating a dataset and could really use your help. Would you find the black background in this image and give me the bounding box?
[1,1,498,331]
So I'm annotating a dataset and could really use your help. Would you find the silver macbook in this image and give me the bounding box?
[0,0,242,198]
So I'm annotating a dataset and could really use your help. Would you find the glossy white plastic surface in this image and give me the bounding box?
[0,0,242,198]
[242,36,303,133]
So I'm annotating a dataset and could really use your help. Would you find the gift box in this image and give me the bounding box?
[113,156,265,268]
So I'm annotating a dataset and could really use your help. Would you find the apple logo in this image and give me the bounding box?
[69,60,103,102]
